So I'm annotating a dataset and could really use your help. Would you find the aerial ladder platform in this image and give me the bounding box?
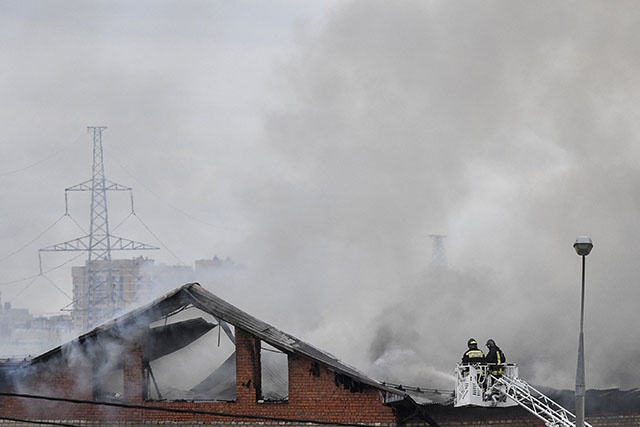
[454,363,593,427]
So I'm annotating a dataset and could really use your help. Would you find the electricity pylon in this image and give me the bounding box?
[39,126,158,330]
[428,234,448,270]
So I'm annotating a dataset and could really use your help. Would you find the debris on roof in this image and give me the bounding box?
[6,283,405,400]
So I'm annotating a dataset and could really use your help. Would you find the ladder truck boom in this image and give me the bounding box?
[454,363,592,427]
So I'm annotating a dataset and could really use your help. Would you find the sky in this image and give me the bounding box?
[2,0,640,393]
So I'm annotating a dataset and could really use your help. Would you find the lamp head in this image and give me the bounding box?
[574,236,593,256]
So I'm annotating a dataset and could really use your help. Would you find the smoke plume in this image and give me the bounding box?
[231,0,640,391]
[3,0,640,393]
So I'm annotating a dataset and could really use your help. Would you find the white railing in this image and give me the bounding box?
[492,374,593,427]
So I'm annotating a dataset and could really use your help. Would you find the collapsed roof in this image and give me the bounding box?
[8,283,444,401]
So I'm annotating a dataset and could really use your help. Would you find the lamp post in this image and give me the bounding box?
[573,236,593,427]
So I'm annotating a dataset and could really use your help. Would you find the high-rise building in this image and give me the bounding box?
[70,257,215,333]
[71,257,155,332]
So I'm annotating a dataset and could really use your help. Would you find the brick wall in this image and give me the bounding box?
[2,328,639,426]
[288,354,396,423]
[235,327,262,402]
[123,342,144,404]
[0,327,396,425]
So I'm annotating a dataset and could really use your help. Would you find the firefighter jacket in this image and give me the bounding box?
[486,346,506,364]
[486,346,506,375]
[462,347,486,364]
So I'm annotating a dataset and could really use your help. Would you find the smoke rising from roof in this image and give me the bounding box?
[2,0,640,393]
[230,0,640,391]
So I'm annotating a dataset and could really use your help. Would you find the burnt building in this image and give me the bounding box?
[0,283,639,426]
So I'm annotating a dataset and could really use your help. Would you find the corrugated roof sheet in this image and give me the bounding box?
[18,282,405,398]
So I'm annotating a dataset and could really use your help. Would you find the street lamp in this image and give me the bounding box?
[573,236,593,427]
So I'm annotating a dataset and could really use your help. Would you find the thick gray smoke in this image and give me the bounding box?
[229,0,640,391]
[3,0,640,394]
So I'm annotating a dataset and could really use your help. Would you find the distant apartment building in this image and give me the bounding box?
[0,295,72,357]
[71,256,234,333]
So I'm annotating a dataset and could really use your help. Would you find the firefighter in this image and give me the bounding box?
[461,338,486,364]
[485,339,506,376]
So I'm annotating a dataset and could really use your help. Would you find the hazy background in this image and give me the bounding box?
[2,0,640,392]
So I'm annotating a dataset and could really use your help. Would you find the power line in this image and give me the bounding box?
[2,267,80,306]
[0,247,85,288]
[38,252,86,276]
[0,133,85,179]
[41,274,72,300]
[40,127,160,330]
[0,211,89,306]
[0,212,88,307]
[110,152,241,232]
[0,416,80,427]
[65,213,88,236]
[132,213,184,265]
[0,391,378,427]
[2,275,38,303]
[0,214,66,263]
[0,251,85,307]
[0,273,40,288]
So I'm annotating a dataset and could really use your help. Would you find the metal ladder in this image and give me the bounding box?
[490,374,593,427]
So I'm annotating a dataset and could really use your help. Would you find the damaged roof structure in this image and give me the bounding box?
[3,282,640,426]
[0,282,449,426]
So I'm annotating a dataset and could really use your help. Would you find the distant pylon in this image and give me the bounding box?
[39,126,159,330]
[428,234,448,269]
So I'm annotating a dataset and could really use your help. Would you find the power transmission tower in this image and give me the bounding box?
[40,126,158,331]
[428,234,448,270]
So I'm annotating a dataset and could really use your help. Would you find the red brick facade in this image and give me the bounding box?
[1,324,639,426]
[0,327,396,425]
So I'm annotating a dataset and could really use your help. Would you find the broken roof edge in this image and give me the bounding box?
[19,284,196,367]
[181,284,403,394]
[13,282,407,399]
